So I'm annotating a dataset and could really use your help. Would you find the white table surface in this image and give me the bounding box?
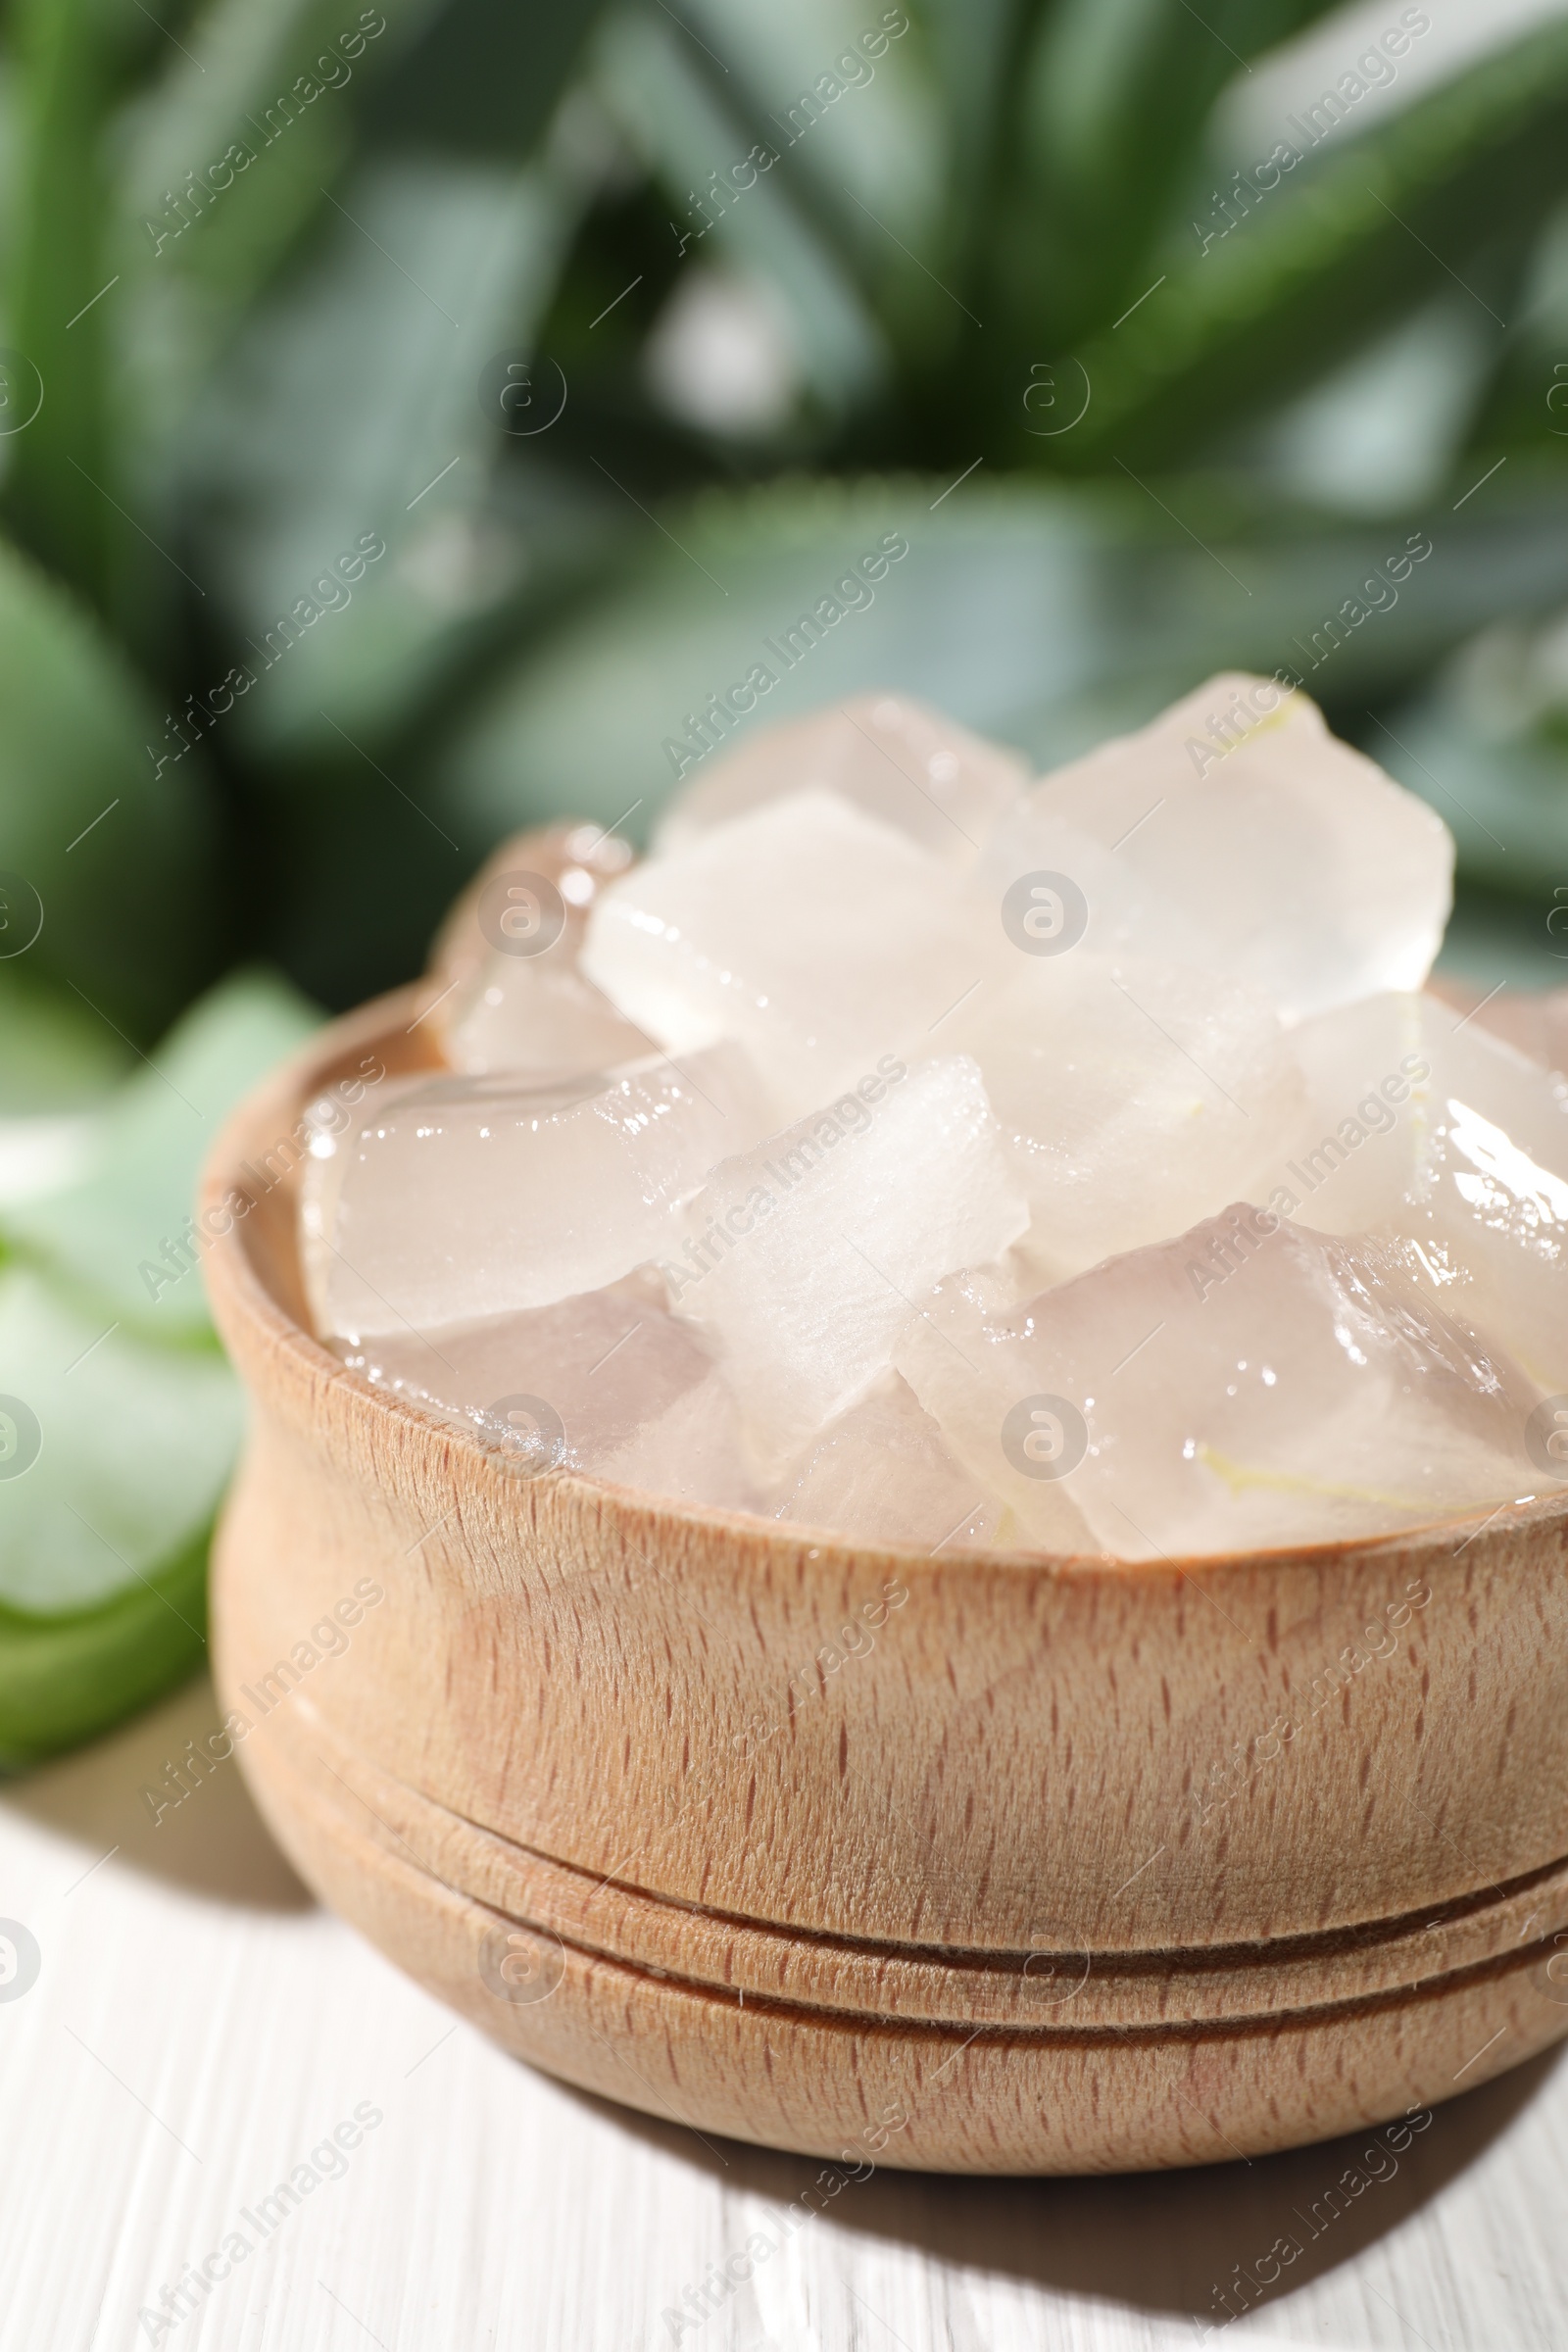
[2,1667,1563,2352]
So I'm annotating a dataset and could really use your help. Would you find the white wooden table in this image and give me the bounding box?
[1,1667,1562,2352]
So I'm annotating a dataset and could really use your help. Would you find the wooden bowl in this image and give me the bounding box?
[202,987,1568,2174]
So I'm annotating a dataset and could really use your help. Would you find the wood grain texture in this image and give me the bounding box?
[201,986,1568,2173]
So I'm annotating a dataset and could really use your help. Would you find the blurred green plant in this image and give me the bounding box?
[3,0,1568,1758]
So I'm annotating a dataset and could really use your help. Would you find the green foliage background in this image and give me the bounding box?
[2,0,1566,1758]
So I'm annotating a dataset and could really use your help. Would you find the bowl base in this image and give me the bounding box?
[228,1684,1568,2176]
